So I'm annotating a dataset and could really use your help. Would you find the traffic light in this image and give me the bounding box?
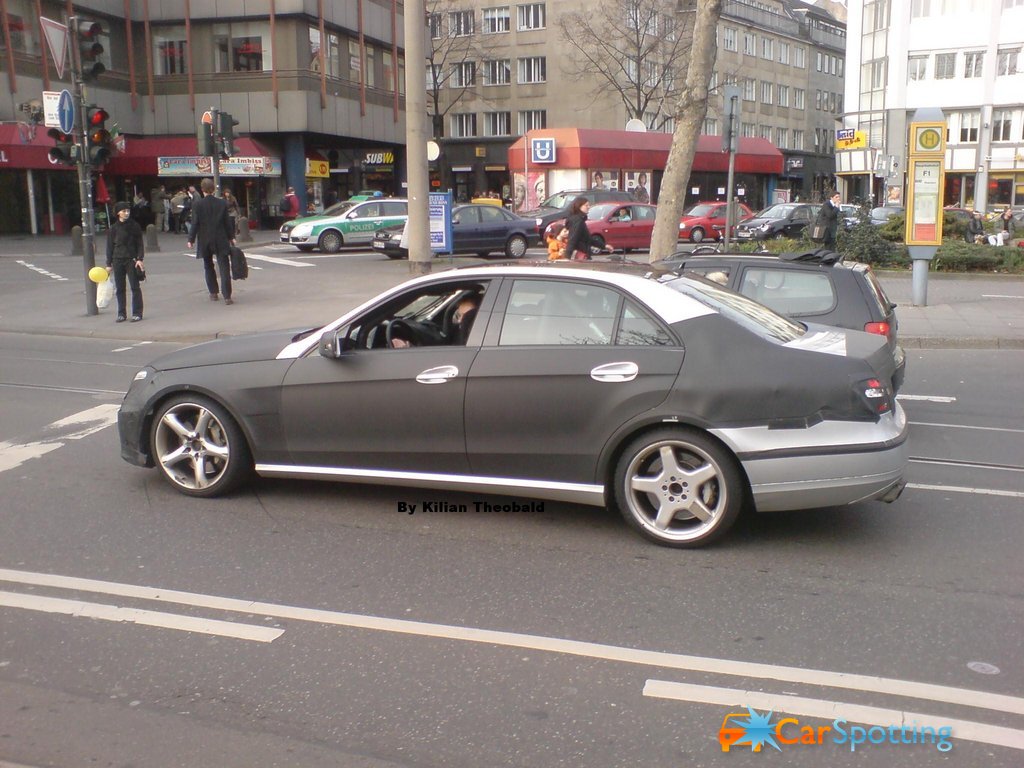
[47,128,77,166]
[86,106,112,165]
[219,111,240,157]
[77,21,106,81]
[197,116,215,156]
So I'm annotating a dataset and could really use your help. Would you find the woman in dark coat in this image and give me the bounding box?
[105,201,145,322]
[562,196,592,260]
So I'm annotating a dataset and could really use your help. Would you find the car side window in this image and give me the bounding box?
[688,266,732,286]
[617,301,672,345]
[478,206,503,222]
[633,206,654,220]
[382,201,407,216]
[355,203,381,218]
[738,268,835,315]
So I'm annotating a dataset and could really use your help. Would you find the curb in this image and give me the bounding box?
[899,336,1024,350]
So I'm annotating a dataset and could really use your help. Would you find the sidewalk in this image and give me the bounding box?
[1,233,1022,349]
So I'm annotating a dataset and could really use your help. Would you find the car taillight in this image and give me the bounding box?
[857,377,893,416]
[864,321,890,337]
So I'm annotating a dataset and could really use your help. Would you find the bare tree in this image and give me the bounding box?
[648,0,722,260]
[558,0,692,129]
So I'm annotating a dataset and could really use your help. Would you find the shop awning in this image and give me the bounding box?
[508,129,784,175]
[105,136,277,175]
[0,124,75,171]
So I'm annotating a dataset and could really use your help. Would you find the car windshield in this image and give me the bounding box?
[684,204,716,217]
[664,275,805,343]
[322,201,356,217]
[540,192,573,209]
[754,204,796,219]
[588,204,618,220]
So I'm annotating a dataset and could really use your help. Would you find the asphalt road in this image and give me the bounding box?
[0,332,1021,767]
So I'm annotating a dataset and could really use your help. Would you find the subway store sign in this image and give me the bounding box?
[363,150,395,172]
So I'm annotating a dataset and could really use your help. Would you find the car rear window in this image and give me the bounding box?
[737,268,836,315]
[859,267,894,317]
[665,276,805,344]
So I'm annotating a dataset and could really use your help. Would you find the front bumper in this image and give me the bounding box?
[118,404,153,468]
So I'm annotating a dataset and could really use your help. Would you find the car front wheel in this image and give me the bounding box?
[690,227,705,243]
[614,428,743,547]
[318,230,343,253]
[505,234,528,259]
[150,395,251,497]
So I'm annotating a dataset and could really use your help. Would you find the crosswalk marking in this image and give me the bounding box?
[0,404,119,474]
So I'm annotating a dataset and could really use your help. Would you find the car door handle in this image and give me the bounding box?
[590,362,639,383]
[416,365,459,384]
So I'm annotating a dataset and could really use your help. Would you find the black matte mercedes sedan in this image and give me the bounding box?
[118,263,907,548]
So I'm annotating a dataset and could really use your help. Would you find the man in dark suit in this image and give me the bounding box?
[187,178,237,304]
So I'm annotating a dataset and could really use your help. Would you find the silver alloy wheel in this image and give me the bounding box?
[618,432,740,546]
[506,234,528,258]
[690,227,705,243]
[153,400,233,493]
[319,230,343,253]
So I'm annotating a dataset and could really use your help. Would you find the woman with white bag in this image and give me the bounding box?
[105,201,145,322]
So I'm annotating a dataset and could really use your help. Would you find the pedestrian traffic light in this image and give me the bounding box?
[77,21,106,81]
[86,106,112,165]
[198,112,215,156]
[219,111,240,157]
[47,128,77,166]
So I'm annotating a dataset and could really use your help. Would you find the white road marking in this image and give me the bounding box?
[642,680,1024,751]
[0,590,282,643]
[243,252,314,267]
[15,260,69,281]
[0,404,119,473]
[111,340,153,353]
[910,421,1024,434]
[982,294,1024,300]
[907,483,1024,499]
[897,394,957,403]
[0,568,1020,717]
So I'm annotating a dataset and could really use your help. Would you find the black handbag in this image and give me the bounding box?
[134,261,146,281]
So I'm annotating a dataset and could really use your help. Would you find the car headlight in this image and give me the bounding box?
[759,222,772,231]
[291,223,313,237]
[133,369,148,382]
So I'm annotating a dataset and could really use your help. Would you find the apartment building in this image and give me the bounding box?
[842,0,1024,211]
[0,0,406,234]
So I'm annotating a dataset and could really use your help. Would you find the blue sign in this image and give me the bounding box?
[57,89,75,134]
[428,192,454,253]
[531,137,556,164]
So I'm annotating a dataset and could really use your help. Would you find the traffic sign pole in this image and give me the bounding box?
[69,15,99,316]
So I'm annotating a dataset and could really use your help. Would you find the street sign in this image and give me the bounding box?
[40,17,69,80]
[57,90,75,134]
[530,137,556,164]
[428,191,454,253]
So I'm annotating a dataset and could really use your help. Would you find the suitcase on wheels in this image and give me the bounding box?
[229,245,249,280]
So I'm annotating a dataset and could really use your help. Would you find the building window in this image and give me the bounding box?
[517,3,546,30]
[864,59,886,88]
[997,48,1019,76]
[452,61,476,87]
[908,55,927,81]
[428,13,442,39]
[963,51,984,78]
[991,109,1013,141]
[761,37,773,60]
[482,7,510,33]
[154,26,188,75]
[741,122,756,138]
[759,124,772,140]
[450,11,474,37]
[703,117,718,134]
[518,56,546,83]
[777,85,789,107]
[742,78,755,101]
[451,113,477,137]
[775,128,787,148]
[482,59,511,85]
[519,110,546,133]
[815,90,822,110]
[427,64,445,90]
[214,22,272,72]
[794,88,805,109]
[792,129,804,150]
[722,27,737,52]
[761,81,773,104]
[794,47,806,68]
[364,44,376,88]
[743,32,756,56]
[957,111,979,142]
[484,111,511,136]
[778,42,790,65]
[935,52,956,79]
[816,51,822,71]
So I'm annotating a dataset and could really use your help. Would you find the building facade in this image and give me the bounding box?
[0,0,407,234]
[841,0,1024,212]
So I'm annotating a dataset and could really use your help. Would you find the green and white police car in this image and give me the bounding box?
[279,198,408,252]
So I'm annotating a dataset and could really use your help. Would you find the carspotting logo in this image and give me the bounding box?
[717,708,953,753]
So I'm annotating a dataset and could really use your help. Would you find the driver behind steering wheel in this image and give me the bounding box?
[390,295,479,348]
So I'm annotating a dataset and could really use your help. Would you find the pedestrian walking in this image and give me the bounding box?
[223,189,242,236]
[187,178,237,305]
[105,201,144,322]
[280,186,300,220]
[813,191,842,250]
[169,188,187,233]
[563,196,592,260]
[150,184,170,232]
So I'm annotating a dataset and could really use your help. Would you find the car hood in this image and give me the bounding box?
[520,206,560,218]
[149,329,319,372]
[735,216,777,228]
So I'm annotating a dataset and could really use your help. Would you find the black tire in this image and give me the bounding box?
[386,251,408,260]
[297,245,315,252]
[477,251,491,259]
[150,394,251,498]
[613,427,744,547]
[774,231,787,240]
[690,227,706,243]
[505,234,528,259]
[318,230,343,253]
[589,235,606,255]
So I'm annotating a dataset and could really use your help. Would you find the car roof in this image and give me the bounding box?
[657,250,868,270]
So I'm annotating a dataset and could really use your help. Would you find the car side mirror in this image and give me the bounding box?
[318,329,345,359]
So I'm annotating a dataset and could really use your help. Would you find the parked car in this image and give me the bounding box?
[733,203,821,240]
[838,203,861,231]
[521,188,636,235]
[679,201,754,242]
[371,204,539,259]
[544,202,660,253]
[652,249,906,391]
[869,206,904,226]
[280,198,408,252]
[118,263,907,548]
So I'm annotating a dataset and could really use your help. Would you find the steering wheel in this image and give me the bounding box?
[386,318,414,347]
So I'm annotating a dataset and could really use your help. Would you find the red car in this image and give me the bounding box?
[545,203,659,253]
[679,201,754,242]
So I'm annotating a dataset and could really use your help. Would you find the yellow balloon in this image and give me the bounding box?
[88,266,108,283]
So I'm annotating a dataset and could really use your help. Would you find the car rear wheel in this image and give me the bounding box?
[318,230,343,253]
[386,251,408,260]
[505,234,528,259]
[614,428,743,547]
[690,227,705,243]
[150,395,251,497]
[774,231,786,240]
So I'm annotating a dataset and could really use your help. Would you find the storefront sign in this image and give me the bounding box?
[306,158,329,178]
[362,151,394,172]
[835,129,867,150]
[157,155,281,177]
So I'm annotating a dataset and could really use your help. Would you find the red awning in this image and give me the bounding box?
[508,129,783,176]
[104,136,277,175]
[0,124,75,171]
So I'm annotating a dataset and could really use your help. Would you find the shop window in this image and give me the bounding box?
[214,22,272,72]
